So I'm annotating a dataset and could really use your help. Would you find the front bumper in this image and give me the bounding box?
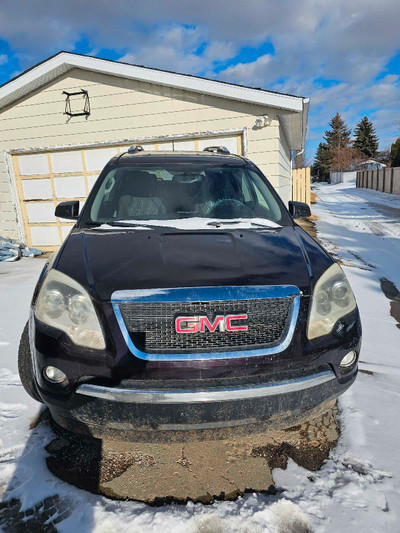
[46,365,357,441]
[30,290,361,440]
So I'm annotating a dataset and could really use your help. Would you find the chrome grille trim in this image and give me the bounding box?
[111,285,301,361]
[119,297,293,352]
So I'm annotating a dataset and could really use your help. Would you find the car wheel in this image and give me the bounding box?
[18,322,43,403]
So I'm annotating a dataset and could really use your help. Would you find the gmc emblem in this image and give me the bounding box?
[175,314,248,333]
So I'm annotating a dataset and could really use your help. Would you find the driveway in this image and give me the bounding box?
[0,180,399,532]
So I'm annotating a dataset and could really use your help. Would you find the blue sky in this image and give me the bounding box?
[0,0,399,162]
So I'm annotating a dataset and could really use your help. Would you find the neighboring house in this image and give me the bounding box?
[0,52,309,250]
[355,159,387,170]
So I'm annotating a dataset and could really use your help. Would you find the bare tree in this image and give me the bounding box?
[330,146,361,172]
[294,149,311,169]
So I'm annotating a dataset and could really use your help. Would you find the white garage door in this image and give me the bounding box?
[12,133,243,251]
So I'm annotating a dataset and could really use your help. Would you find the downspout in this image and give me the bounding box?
[291,97,310,200]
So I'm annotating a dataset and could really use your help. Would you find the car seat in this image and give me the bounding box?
[117,170,165,219]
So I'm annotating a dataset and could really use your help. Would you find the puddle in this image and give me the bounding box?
[380,277,400,329]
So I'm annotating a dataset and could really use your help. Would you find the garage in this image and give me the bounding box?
[0,52,308,250]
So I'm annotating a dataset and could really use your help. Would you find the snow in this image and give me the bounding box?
[98,217,281,231]
[1,182,400,531]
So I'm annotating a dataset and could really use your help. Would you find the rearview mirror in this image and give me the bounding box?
[288,200,311,219]
[55,201,79,220]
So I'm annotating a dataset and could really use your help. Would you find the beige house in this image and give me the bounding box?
[0,52,309,250]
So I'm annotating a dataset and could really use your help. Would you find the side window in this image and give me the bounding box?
[90,169,118,220]
[232,169,253,203]
[254,185,269,208]
[248,170,282,220]
[103,175,116,201]
[241,174,253,202]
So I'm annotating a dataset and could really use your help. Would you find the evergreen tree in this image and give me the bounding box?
[323,113,355,172]
[353,116,379,158]
[323,112,351,151]
[391,138,400,167]
[312,142,331,178]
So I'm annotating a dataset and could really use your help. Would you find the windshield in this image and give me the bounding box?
[81,162,291,227]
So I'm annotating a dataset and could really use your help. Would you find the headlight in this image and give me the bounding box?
[307,263,356,340]
[35,269,106,349]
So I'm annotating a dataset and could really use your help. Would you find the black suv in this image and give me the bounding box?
[19,147,361,439]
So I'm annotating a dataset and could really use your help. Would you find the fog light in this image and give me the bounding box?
[44,366,67,383]
[340,351,357,368]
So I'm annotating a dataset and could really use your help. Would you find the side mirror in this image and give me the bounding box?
[55,201,79,220]
[288,200,311,219]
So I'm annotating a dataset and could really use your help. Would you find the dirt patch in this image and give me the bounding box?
[359,369,375,376]
[297,216,319,239]
[380,277,400,329]
[45,401,339,504]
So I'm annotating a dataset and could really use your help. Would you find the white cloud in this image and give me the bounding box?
[219,54,273,87]
[0,54,7,65]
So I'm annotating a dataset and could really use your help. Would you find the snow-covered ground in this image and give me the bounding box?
[1,180,400,532]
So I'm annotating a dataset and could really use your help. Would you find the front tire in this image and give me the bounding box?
[18,322,43,403]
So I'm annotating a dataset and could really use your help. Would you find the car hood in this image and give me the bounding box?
[55,226,326,301]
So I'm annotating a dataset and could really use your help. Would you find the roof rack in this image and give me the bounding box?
[203,146,230,154]
[127,145,144,154]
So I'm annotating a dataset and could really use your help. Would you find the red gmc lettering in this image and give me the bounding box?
[199,315,224,332]
[226,314,248,331]
[175,314,248,333]
[175,316,198,333]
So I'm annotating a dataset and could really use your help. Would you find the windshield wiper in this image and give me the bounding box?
[206,220,278,229]
[250,221,278,228]
[104,220,154,227]
[207,220,241,227]
[84,220,102,227]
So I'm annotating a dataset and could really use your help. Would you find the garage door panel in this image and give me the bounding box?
[18,153,49,176]
[51,151,83,174]
[84,147,118,171]
[22,179,53,200]
[173,140,196,151]
[13,132,242,250]
[158,141,174,151]
[26,202,55,223]
[54,176,86,198]
[30,226,60,246]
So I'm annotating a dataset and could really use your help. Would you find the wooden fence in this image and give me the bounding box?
[356,167,400,195]
[292,167,311,205]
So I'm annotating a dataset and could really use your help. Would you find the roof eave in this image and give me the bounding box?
[0,52,306,112]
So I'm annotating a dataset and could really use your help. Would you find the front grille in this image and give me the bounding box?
[118,297,294,353]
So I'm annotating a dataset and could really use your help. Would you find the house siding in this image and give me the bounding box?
[0,68,290,239]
